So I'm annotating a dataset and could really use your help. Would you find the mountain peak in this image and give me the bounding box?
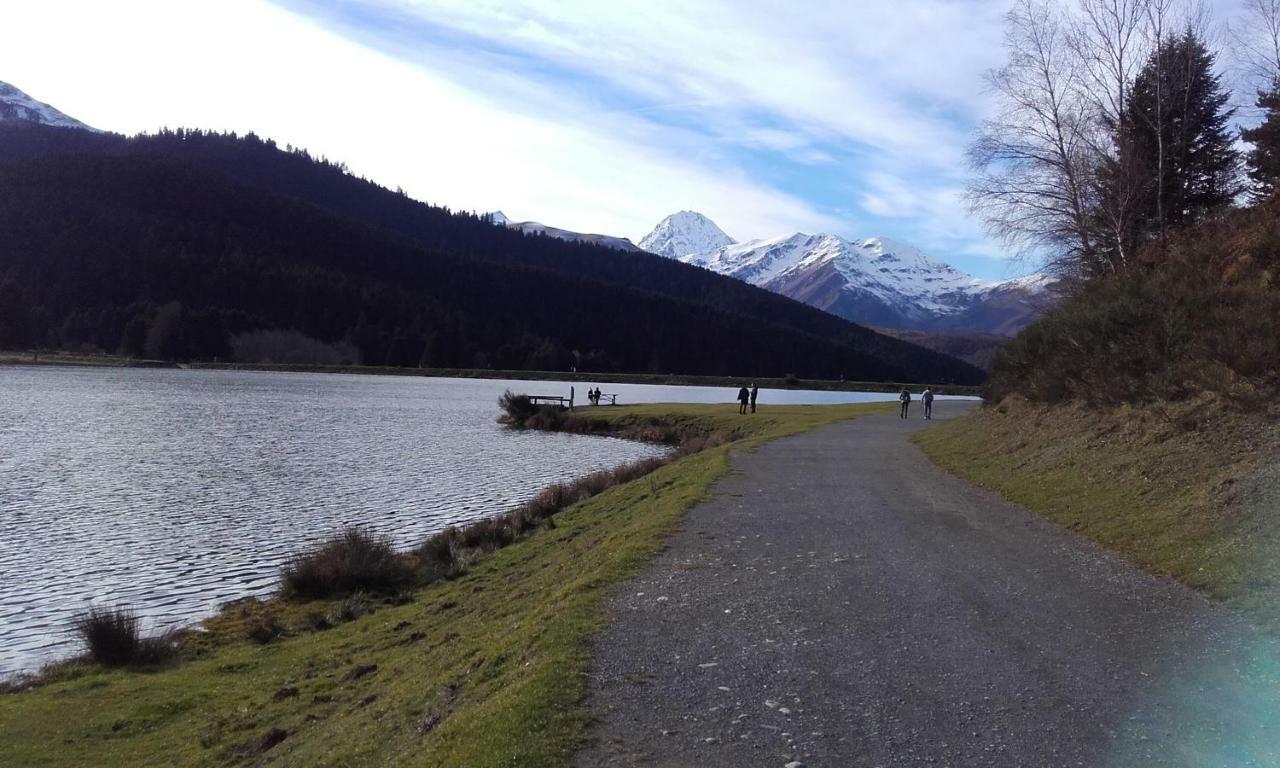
[639,211,735,259]
[0,82,100,132]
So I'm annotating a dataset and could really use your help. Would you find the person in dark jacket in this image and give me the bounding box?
[922,387,935,420]
[899,388,911,419]
[750,383,759,413]
[737,386,750,414]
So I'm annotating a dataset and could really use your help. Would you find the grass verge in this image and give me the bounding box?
[915,396,1280,632]
[0,402,883,767]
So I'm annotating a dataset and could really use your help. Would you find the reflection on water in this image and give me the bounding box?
[0,367,917,676]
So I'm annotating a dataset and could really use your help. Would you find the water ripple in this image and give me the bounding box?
[0,368,667,676]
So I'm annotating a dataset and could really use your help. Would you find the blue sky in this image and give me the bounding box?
[275,0,1019,277]
[0,0,1257,279]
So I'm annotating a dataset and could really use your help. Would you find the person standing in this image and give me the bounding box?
[898,388,911,419]
[750,383,759,413]
[737,385,750,415]
[922,387,935,420]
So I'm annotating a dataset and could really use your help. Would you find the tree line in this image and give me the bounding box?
[970,0,1280,282]
[0,130,985,384]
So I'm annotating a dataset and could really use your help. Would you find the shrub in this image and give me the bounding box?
[281,527,413,599]
[414,528,466,583]
[72,606,177,667]
[457,518,516,551]
[72,606,140,666]
[989,198,1280,408]
[245,614,285,644]
[327,592,373,624]
[497,390,538,427]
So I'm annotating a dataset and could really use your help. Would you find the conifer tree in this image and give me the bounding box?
[1121,30,1240,240]
[1242,83,1280,200]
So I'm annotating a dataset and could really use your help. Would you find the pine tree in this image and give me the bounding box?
[1242,83,1280,200]
[1121,31,1240,239]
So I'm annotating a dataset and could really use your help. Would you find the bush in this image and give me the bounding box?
[988,196,1280,410]
[497,390,538,427]
[988,263,1280,407]
[72,606,177,667]
[327,592,373,624]
[72,606,140,666]
[281,527,413,599]
[457,518,516,551]
[414,528,467,583]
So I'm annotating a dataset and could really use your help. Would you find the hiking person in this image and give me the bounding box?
[750,383,759,413]
[899,388,911,419]
[737,385,750,415]
[922,387,935,420]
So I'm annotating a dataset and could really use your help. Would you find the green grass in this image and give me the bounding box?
[915,396,1280,632]
[0,402,885,767]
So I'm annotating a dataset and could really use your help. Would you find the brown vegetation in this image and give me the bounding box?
[71,606,177,668]
[988,196,1280,407]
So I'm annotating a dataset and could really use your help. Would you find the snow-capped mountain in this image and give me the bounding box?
[486,211,641,252]
[638,211,735,260]
[641,213,1052,335]
[0,82,99,132]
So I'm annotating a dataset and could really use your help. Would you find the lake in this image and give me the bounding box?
[0,366,943,676]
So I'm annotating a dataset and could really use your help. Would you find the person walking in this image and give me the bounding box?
[922,387,935,420]
[750,383,759,414]
[737,385,750,415]
[898,388,911,419]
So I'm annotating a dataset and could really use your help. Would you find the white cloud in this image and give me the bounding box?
[0,0,845,243]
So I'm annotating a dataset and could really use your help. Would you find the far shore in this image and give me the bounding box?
[1,350,984,396]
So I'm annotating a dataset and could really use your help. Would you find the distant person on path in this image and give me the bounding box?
[737,385,750,415]
[750,383,759,413]
[923,387,935,420]
[899,388,911,419]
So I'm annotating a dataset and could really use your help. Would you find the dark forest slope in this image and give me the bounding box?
[0,124,983,383]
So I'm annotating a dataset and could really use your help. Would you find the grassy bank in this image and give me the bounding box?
[916,397,1280,631]
[1,349,980,395]
[0,402,885,767]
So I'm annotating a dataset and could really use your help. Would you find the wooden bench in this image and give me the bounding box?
[528,395,571,408]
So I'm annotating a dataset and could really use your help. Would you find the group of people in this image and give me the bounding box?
[736,383,759,414]
[586,387,606,406]
[898,387,935,420]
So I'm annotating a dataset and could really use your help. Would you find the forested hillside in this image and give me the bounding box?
[0,124,983,383]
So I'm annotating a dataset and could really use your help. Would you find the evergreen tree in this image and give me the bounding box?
[1242,83,1280,200]
[1121,31,1240,240]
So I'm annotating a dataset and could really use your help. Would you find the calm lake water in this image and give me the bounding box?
[0,366,940,676]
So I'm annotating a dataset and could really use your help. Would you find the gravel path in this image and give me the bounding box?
[574,401,1280,767]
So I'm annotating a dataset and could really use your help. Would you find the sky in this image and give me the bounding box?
[0,0,1255,279]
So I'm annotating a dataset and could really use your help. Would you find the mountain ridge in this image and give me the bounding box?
[640,213,1052,336]
[0,81,99,132]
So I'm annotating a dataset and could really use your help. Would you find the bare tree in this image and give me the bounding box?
[1230,0,1280,90]
[968,0,1099,278]
[1071,0,1151,269]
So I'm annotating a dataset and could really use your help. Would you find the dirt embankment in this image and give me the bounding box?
[916,395,1280,631]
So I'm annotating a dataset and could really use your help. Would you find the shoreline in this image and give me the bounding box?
[0,402,887,765]
[0,351,984,396]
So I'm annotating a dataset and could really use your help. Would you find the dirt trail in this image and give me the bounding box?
[574,401,1280,767]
